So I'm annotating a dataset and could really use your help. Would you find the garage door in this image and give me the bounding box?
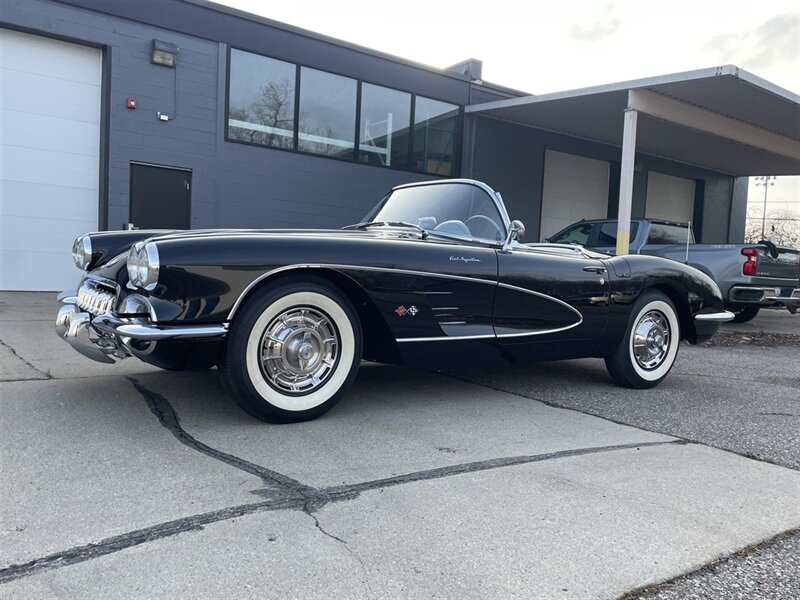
[540,150,610,240]
[645,172,695,223]
[1,29,101,291]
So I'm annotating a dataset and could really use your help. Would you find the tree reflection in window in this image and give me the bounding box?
[228,49,295,149]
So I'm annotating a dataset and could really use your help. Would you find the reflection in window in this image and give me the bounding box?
[227,49,295,149]
[413,97,459,175]
[359,83,411,168]
[298,67,357,158]
[647,223,692,244]
[549,223,593,245]
[597,222,640,246]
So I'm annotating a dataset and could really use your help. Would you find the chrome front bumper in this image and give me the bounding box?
[56,293,227,364]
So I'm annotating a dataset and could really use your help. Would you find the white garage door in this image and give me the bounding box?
[646,172,695,223]
[1,29,101,291]
[540,150,610,240]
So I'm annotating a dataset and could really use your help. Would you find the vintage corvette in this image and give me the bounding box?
[57,179,733,423]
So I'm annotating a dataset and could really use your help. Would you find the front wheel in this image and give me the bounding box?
[220,277,362,423]
[605,291,681,389]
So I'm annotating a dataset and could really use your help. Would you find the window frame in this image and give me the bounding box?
[357,81,412,168]
[225,48,298,151]
[224,46,463,176]
[296,64,359,159]
[411,95,462,177]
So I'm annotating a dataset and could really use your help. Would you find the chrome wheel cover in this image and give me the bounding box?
[632,310,671,370]
[259,306,339,394]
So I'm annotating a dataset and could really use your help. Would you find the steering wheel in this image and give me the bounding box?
[466,215,504,242]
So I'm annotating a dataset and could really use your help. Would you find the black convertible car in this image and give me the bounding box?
[57,179,732,422]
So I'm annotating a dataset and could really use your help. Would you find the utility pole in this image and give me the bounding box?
[754,175,776,240]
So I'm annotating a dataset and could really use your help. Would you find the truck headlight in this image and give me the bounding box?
[72,235,92,270]
[127,242,160,291]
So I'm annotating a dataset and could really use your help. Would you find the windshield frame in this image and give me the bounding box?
[358,179,511,246]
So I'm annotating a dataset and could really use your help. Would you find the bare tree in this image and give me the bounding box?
[229,81,294,148]
[744,207,800,247]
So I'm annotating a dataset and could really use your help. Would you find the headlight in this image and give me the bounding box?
[127,242,160,291]
[72,235,92,270]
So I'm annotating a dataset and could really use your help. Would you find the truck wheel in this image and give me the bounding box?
[605,290,680,389]
[220,277,362,423]
[730,306,760,323]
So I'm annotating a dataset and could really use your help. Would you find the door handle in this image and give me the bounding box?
[583,266,606,274]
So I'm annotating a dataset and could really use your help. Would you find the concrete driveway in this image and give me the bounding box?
[1,293,798,599]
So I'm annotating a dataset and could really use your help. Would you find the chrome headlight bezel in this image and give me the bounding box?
[72,235,92,270]
[127,242,160,291]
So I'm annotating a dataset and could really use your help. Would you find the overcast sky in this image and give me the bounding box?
[217,0,799,216]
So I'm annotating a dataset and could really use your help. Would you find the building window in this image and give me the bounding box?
[227,49,296,149]
[358,83,411,168]
[225,48,462,175]
[298,67,357,158]
[413,96,459,176]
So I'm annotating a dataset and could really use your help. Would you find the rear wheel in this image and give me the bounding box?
[220,277,362,423]
[730,305,760,323]
[605,290,681,389]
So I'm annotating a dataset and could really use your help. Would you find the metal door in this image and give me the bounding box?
[129,163,190,230]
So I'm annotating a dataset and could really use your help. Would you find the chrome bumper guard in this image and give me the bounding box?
[694,311,735,322]
[56,293,227,364]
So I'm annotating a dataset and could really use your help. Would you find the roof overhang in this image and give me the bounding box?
[466,65,800,176]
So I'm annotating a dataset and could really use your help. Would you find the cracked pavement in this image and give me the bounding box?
[1,292,799,599]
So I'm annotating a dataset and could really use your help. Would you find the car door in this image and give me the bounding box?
[415,240,498,340]
[494,246,610,341]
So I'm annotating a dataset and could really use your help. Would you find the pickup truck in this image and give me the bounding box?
[545,219,800,322]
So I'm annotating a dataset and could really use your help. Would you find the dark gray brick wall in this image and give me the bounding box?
[3,0,746,241]
[2,0,440,232]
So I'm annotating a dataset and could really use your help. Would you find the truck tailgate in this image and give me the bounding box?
[756,246,800,281]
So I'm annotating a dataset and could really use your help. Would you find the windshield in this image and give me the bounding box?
[362,183,507,243]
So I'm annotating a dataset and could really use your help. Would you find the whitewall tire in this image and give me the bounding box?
[605,291,681,389]
[220,277,362,423]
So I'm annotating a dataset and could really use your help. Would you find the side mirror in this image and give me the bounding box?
[511,220,526,241]
[502,220,526,252]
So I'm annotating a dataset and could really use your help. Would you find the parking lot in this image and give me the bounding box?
[1,292,798,599]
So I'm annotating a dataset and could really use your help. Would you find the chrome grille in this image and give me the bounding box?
[77,280,117,316]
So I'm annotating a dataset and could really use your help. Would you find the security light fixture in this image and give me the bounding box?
[151,40,178,67]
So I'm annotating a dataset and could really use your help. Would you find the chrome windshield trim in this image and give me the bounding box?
[389,178,511,232]
[694,311,735,322]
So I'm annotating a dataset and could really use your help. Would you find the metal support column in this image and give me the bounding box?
[616,106,638,255]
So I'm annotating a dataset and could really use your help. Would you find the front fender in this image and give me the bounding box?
[81,230,174,271]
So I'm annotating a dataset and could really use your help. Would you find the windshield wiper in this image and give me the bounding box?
[343,221,428,239]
